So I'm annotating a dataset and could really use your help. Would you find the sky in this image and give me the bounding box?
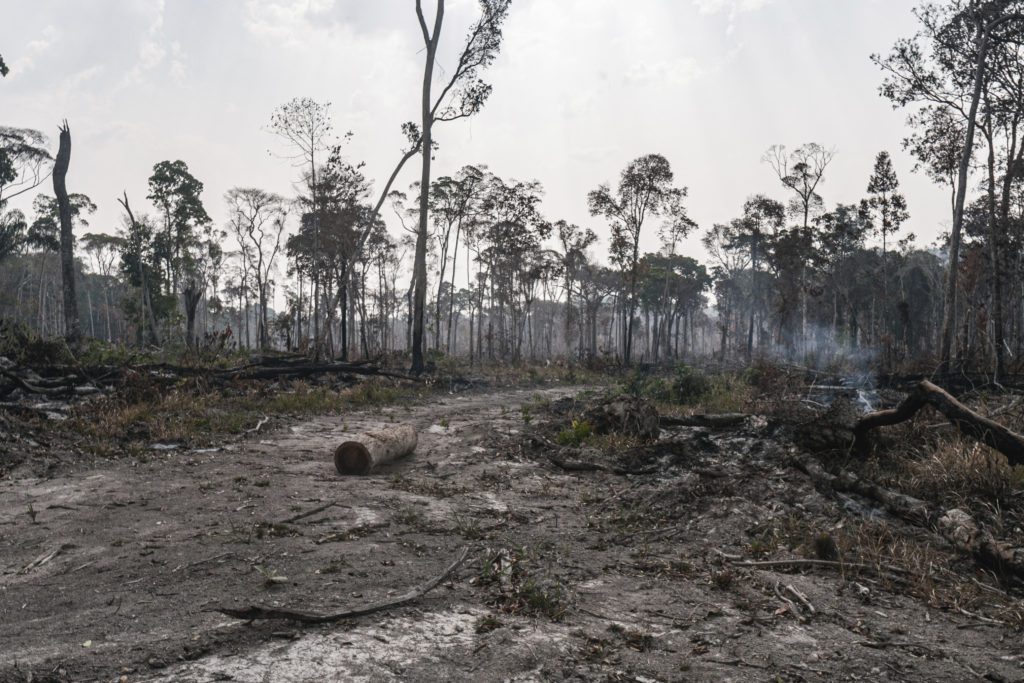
[1,0,951,277]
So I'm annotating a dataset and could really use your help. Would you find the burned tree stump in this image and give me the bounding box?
[853,380,1024,466]
[334,425,418,475]
[582,396,660,442]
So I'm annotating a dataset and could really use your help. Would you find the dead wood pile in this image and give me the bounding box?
[0,354,414,419]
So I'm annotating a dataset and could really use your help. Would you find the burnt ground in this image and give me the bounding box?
[1,384,1023,682]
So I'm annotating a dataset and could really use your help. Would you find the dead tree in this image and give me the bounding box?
[853,380,1024,466]
[53,120,80,345]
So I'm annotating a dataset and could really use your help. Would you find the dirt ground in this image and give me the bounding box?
[2,384,1024,682]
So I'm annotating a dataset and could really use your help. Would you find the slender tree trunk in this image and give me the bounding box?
[411,0,443,374]
[940,23,990,373]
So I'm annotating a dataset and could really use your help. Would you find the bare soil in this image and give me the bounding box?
[2,385,1023,682]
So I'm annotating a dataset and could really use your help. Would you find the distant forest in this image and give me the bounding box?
[2,0,1023,377]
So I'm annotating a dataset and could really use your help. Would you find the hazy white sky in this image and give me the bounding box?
[1,0,950,268]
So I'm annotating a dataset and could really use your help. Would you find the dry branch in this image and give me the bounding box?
[853,380,1024,466]
[213,547,468,623]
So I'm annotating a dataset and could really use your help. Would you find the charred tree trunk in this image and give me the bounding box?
[183,281,203,349]
[53,121,80,346]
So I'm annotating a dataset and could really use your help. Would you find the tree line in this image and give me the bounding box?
[1,0,1023,376]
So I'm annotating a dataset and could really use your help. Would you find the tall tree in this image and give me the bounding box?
[588,154,687,365]
[429,165,486,351]
[52,122,80,345]
[226,188,287,350]
[763,143,835,230]
[410,0,511,373]
[146,160,211,295]
[269,98,333,355]
[731,196,786,359]
[864,150,910,340]
[117,193,162,346]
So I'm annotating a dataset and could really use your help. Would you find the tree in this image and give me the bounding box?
[731,196,786,359]
[410,0,511,373]
[556,220,597,360]
[429,165,486,351]
[226,188,287,350]
[52,122,81,345]
[864,150,910,342]
[763,143,835,229]
[27,193,96,253]
[876,0,1024,372]
[0,54,8,77]
[0,209,25,262]
[146,160,211,295]
[589,154,687,365]
[117,193,162,346]
[81,232,125,342]
[269,98,333,355]
[816,204,870,346]
[0,127,52,205]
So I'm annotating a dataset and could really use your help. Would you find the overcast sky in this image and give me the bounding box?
[2,0,949,271]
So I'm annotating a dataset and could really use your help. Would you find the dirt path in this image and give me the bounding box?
[2,385,1023,682]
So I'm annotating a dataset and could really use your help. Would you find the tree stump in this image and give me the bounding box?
[582,396,660,442]
[334,425,418,475]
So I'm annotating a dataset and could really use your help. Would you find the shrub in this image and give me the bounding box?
[670,364,711,404]
[556,419,593,446]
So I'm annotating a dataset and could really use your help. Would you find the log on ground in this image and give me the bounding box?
[334,425,418,475]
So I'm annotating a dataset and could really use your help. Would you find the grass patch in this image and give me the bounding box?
[555,419,594,447]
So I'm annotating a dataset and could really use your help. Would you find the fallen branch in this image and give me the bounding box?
[794,455,1024,579]
[853,380,1024,466]
[728,557,911,578]
[793,455,930,525]
[277,501,339,525]
[212,547,469,623]
[659,413,747,429]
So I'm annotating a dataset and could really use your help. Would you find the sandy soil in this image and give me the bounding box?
[2,385,1023,682]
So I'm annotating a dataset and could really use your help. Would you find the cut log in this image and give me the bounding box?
[853,380,1024,466]
[334,425,418,475]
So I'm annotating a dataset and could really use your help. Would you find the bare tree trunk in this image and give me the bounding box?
[411,0,443,374]
[53,121,80,346]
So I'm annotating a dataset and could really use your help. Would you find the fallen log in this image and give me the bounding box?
[334,424,418,475]
[938,509,1024,578]
[795,454,1024,578]
[793,455,930,525]
[853,380,1024,466]
[213,547,468,623]
[660,413,747,429]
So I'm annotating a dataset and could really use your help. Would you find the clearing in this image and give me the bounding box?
[2,383,1023,682]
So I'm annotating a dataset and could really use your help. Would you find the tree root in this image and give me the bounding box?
[212,547,468,623]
